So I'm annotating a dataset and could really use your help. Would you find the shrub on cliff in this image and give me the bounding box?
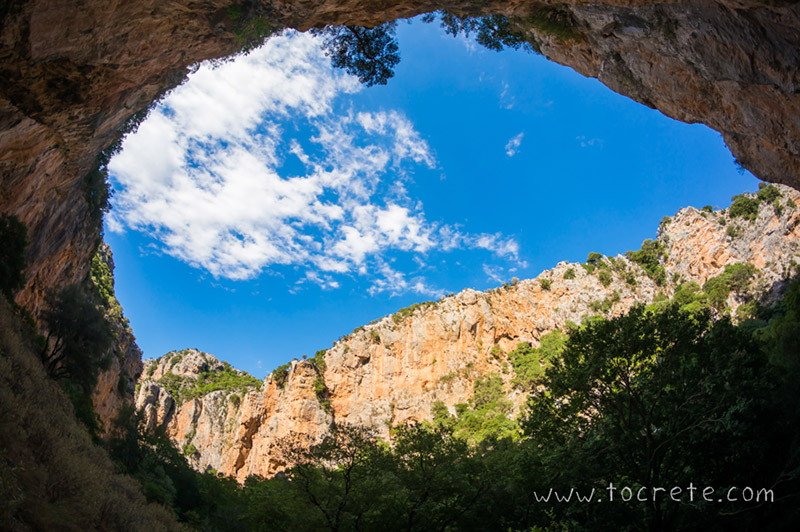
[729,193,760,221]
[0,214,27,299]
[271,363,290,389]
[157,365,261,404]
[626,238,667,285]
[703,263,757,310]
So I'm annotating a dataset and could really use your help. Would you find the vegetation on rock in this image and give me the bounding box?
[157,363,261,405]
[626,238,667,285]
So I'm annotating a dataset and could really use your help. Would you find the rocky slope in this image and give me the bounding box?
[2,0,799,324]
[136,185,800,480]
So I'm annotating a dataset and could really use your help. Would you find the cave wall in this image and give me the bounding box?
[1,0,798,318]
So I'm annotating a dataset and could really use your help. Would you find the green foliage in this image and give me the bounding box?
[450,374,518,445]
[271,363,290,389]
[426,11,535,52]
[182,442,199,457]
[0,214,27,299]
[89,248,129,331]
[758,279,800,369]
[227,1,276,53]
[586,251,603,264]
[703,263,757,309]
[563,267,576,280]
[313,368,333,414]
[40,284,113,393]
[521,5,583,43]
[701,205,714,213]
[538,278,552,291]
[311,349,327,372]
[729,193,760,221]
[625,238,667,285]
[756,183,782,204]
[392,300,435,323]
[158,364,261,404]
[523,299,800,528]
[589,290,620,315]
[726,224,742,238]
[597,269,613,287]
[85,104,152,223]
[507,331,566,389]
[83,155,112,223]
[313,23,400,86]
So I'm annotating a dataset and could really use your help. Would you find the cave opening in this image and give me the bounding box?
[103,15,758,378]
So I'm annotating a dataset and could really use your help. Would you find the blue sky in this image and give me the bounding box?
[106,18,758,378]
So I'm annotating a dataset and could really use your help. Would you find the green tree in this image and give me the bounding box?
[313,23,400,86]
[39,284,113,391]
[524,304,786,529]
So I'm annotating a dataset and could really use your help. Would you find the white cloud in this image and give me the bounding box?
[577,135,603,148]
[505,132,524,157]
[109,30,521,294]
[482,264,506,284]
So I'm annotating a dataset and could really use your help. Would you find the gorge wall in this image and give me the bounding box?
[136,186,800,479]
[2,0,799,322]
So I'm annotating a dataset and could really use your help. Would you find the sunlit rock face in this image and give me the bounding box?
[1,0,799,318]
[136,187,800,479]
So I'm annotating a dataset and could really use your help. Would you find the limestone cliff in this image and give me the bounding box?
[2,0,799,324]
[136,185,800,479]
[90,242,142,434]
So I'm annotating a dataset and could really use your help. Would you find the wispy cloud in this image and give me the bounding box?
[505,132,524,157]
[577,135,603,148]
[499,81,516,110]
[109,31,521,295]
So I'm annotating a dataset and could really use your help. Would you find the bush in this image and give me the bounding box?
[703,263,757,310]
[626,239,666,285]
[586,252,603,264]
[597,270,613,287]
[311,349,327,373]
[392,301,436,323]
[538,279,552,291]
[508,331,566,390]
[563,268,576,280]
[756,183,782,203]
[271,363,290,389]
[0,214,27,299]
[729,194,760,222]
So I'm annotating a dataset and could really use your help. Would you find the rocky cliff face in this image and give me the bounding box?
[90,243,143,434]
[1,0,799,322]
[136,185,800,479]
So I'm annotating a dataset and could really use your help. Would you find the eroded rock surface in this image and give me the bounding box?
[137,186,800,479]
